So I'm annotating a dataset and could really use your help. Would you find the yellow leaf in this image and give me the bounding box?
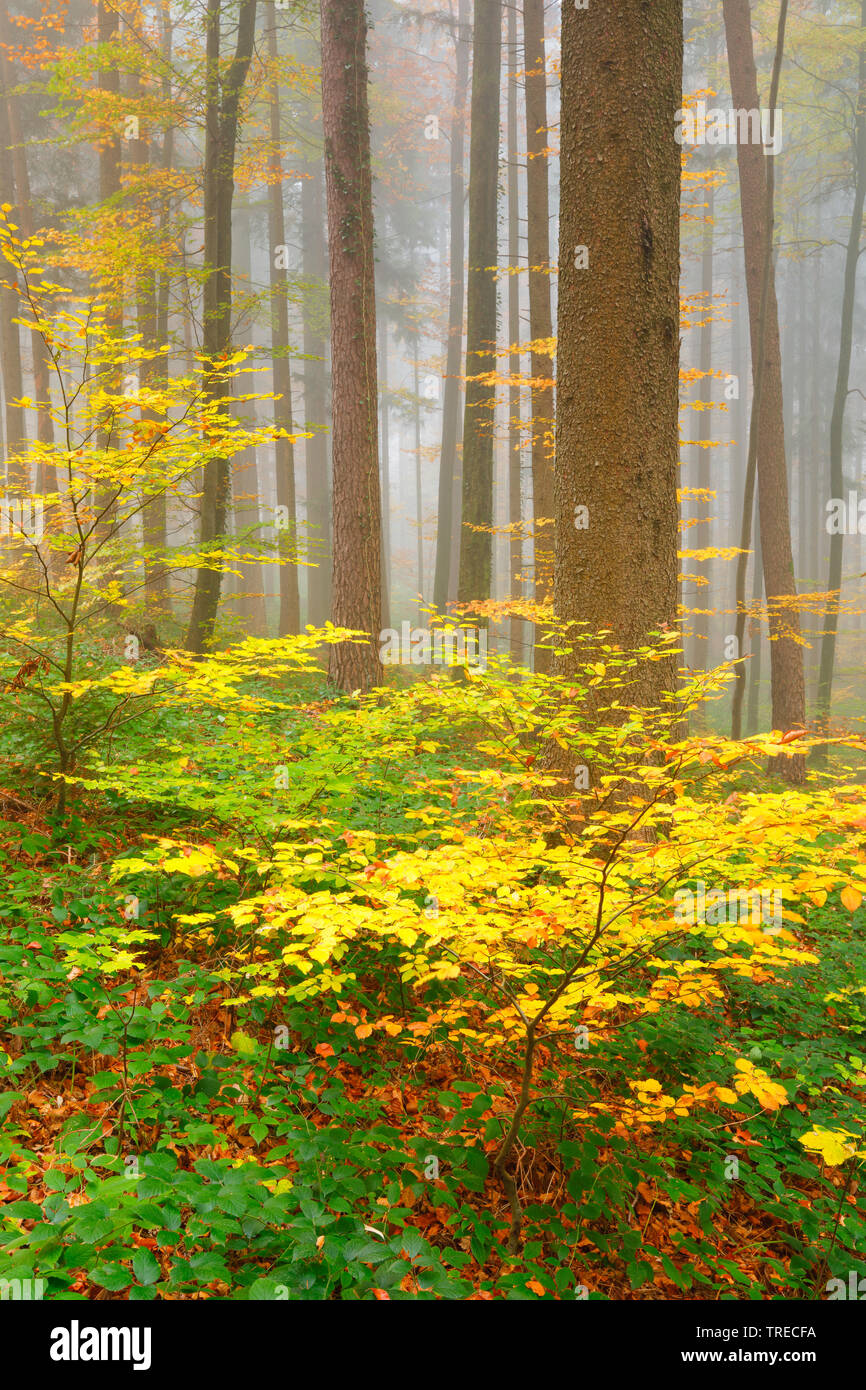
[841,885,862,913]
[799,1128,856,1166]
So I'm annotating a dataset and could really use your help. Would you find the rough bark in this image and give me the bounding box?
[267,17,300,637]
[507,0,523,661]
[301,157,331,627]
[554,0,681,705]
[433,0,469,614]
[523,0,554,672]
[320,0,381,691]
[457,0,500,608]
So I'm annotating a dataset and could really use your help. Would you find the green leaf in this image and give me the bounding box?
[132,1248,161,1286]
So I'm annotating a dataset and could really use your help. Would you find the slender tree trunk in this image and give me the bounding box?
[185,0,257,653]
[695,177,714,670]
[746,493,763,735]
[796,235,807,587]
[814,0,866,758]
[379,319,390,627]
[457,0,501,607]
[523,0,554,672]
[231,198,267,636]
[128,62,170,618]
[507,0,523,661]
[554,0,681,703]
[320,0,381,691]
[267,17,300,636]
[414,344,424,620]
[723,0,805,778]
[93,0,122,542]
[433,0,469,614]
[301,157,331,628]
[0,0,53,466]
[0,84,25,491]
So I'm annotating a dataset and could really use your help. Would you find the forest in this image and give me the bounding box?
[0,0,865,1336]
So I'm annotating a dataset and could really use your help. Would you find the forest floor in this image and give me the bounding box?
[1,658,865,1301]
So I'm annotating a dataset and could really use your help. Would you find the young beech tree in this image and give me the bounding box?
[320,0,382,692]
[554,0,682,706]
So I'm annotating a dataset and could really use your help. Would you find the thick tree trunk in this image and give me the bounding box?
[554,0,681,705]
[185,0,257,653]
[723,0,805,777]
[457,0,500,608]
[814,0,866,758]
[267,18,300,637]
[320,0,381,691]
[433,0,469,615]
[523,0,554,672]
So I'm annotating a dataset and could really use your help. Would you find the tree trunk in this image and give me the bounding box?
[814,0,866,759]
[0,0,53,466]
[267,17,300,637]
[301,157,331,628]
[523,0,554,672]
[414,344,424,621]
[433,0,469,615]
[230,197,267,637]
[320,0,381,691]
[0,82,25,491]
[723,0,805,778]
[378,318,390,628]
[694,176,714,671]
[457,0,500,608]
[185,0,257,653]
[554,0,681,705]
[507,0,523,662]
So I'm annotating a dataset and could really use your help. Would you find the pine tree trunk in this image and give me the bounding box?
[507,0,523,662]
[320,0,381,691]
[523,0,554,672]
[301,157,331,628]
[433,0,469,615]
[554,0,681,705]
[267,17,300,637]
[378,319,390,628]
[457,0,501,608]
